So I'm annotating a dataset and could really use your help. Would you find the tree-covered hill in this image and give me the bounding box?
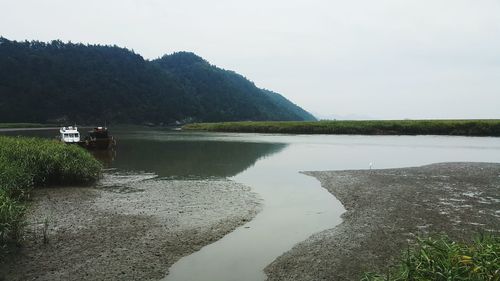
[0,38,316,124]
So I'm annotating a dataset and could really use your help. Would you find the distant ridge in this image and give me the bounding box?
[0,37,316,125]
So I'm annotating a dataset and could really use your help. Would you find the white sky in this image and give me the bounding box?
[1,0,499,119]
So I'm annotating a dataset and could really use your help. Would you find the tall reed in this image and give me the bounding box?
[362,234,500,281]
[0,136,101,253]
[184,120,500,136]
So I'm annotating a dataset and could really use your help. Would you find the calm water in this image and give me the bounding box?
[3,128,500,281]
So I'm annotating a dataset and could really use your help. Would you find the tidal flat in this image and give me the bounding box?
[0,172,261,281]
[265,162,500,281]
[2,129,500,281]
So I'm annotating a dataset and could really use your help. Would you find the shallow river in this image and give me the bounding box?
[4,128,500,281]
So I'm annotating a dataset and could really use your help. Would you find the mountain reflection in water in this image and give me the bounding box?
[99,137,287,179]
[0,128,287,179]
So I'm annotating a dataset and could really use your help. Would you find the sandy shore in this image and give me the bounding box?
[265,162,500,281]
[0,172,261,281]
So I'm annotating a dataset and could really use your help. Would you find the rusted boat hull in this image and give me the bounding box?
[82,137,116,150]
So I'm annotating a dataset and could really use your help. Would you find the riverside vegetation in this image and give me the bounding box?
[0,123,55,129]
[363,235,500,281]
[184,119,500,136]
[0,136,101,257]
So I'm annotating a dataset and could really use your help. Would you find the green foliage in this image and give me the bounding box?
[154,52,316,122]
[0,37,315,124]
[184,120,500,136]
[362,235,500,281]
[261,89,316,121]
[0,188,25,245]
[0,136,101,253]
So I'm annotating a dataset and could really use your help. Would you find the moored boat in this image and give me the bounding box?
[83,127,116,150]
[59,126,116,150]
[59,126,83,144]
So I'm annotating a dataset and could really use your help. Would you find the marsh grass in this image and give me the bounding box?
[362,234,500,281]
[0,188,25,244]
[0,136,101,254]
[42,217,50,245]
[184,120,500,136]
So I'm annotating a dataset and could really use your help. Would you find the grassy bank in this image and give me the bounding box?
[0,123,56,129]
[184,120,500,136]
[362,235,500,281]
[0,136,101,254]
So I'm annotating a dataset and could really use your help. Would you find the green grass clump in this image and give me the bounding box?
[0,136,101,252]
[0,188,25,244]
[184,120,500,136]
[362,235,500,281]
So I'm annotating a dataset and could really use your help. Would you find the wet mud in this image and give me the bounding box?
[1,172,261,281]
[265,162,500,281]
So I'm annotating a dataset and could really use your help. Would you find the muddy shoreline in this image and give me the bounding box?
[0,173,261,281]
[265,162,500,281]
[2,162,499,281]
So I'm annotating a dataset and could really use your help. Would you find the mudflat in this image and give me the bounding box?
[265,162,500,281]
[0,172,261,281]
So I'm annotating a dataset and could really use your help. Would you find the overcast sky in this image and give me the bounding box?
[1,0,499,119]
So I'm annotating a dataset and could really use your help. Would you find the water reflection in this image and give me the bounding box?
[0,128,287,178]
[111,139,286,178]
[90,150,117,169]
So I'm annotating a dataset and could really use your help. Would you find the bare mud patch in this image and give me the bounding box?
[1,171,261,281]
[265,162,500,281]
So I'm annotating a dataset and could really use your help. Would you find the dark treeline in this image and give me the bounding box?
[0,38,316,125]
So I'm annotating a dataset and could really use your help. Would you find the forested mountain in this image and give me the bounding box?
[0,38,316,124]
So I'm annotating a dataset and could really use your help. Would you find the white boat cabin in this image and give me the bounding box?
[60,126,81,143]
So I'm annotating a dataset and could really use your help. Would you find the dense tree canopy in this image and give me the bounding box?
[0,38,316,125]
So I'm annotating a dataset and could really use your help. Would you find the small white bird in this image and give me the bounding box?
[369,162,373,170]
